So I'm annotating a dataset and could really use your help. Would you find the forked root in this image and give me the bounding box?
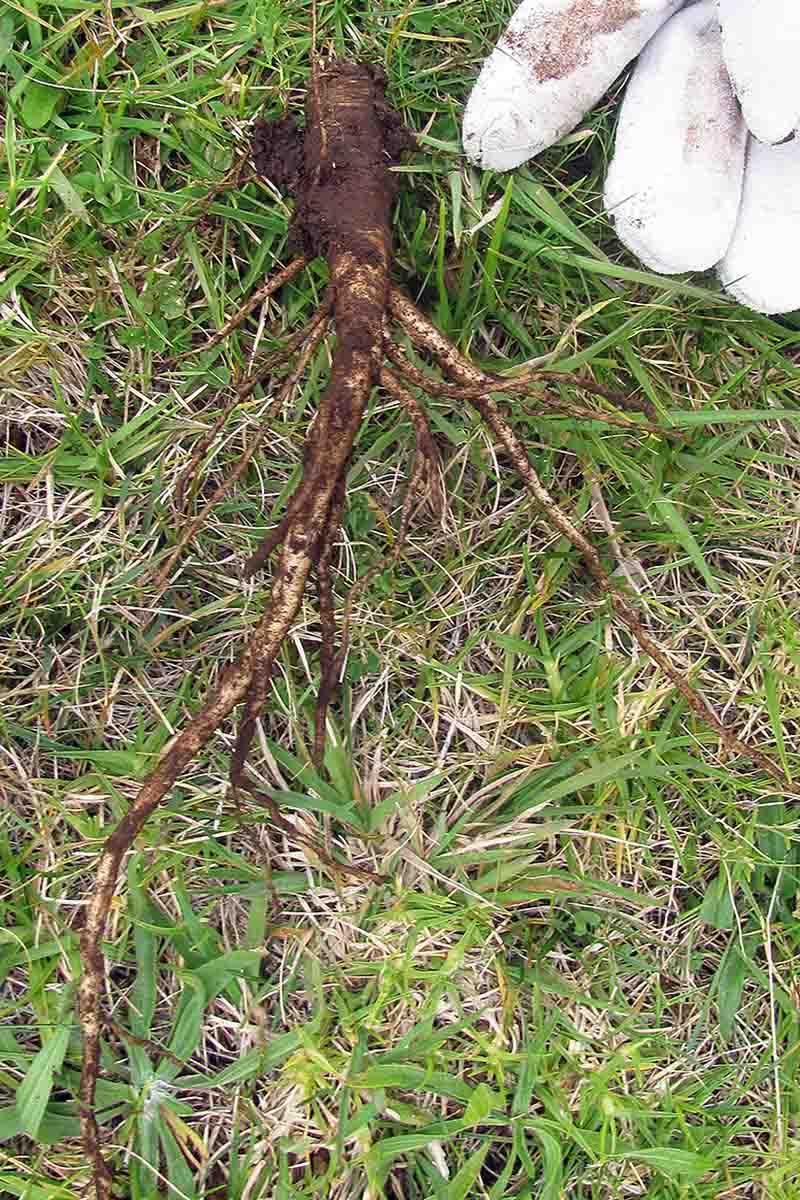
[384,337,676,438]
[312,365,443,764]
[80,59,401,1199]
[80,56,786,1200]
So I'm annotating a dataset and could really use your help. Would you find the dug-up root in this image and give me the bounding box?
[79,58,787,1199]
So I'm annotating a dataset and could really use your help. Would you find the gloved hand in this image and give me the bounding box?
[462,0,800,314]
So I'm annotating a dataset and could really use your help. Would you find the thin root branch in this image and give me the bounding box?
[384,341,673,437]
[152,314,330,605]
[309,366,436,770]
[388,285,786,786]
[379,364,444,519]
[175,301,331,510]
[314,365,437,736]
[153,421,275,602]
[178,255,307,362]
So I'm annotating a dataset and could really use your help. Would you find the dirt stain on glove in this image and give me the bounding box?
[503,0,641,81]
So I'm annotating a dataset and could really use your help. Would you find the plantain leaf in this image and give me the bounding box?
[21,81,63,129]
[17,1026,70,1138]
[717,943,748,1041]
[616,1147,712,1181]
[700,872,735,930]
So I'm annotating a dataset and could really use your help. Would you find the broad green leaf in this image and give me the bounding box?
[17,1026,70,1138]
[0,1101,81,1146]
[192,949,261,1000]
[172,877,220,967]
[464,1082,495,1126]
[49,165,90,223]
[0,1175,73,1199]
[488,632,541,658]
[717,943,748,1042]
[176,1031,301,1089]
[356,1065,473,1105]
[21,81,63,129]
[159,1120,198,1198]
[2,726,149,777]
[162,977,205,1073]
[757,796,788,863]
[476,865,653,909]
[512,1046,537,1118]
[530,1122,564,1200]
[129,857,157,1039]
[135,1113,160,1192]
[270,785,357,820]
[442,1143,489,1199]
[0,1108,20,1142]
[367,1118,472,1168]
[616,1147,712,1180]
[700,872,735,931]
[0,17,14,71]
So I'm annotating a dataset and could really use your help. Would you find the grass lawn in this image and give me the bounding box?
[2,0,800,1196]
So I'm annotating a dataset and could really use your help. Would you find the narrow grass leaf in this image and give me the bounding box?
[650,494,716,592]
[129,857,157,1039]
[480,175,514,307]
[764,669,789,777]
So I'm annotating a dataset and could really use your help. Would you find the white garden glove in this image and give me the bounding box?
[462,0,800,314]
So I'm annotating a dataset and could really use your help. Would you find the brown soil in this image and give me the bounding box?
[254,61,412,264]
[252,115,303,191]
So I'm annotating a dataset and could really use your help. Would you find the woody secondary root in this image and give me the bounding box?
[79,57,787,1199]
